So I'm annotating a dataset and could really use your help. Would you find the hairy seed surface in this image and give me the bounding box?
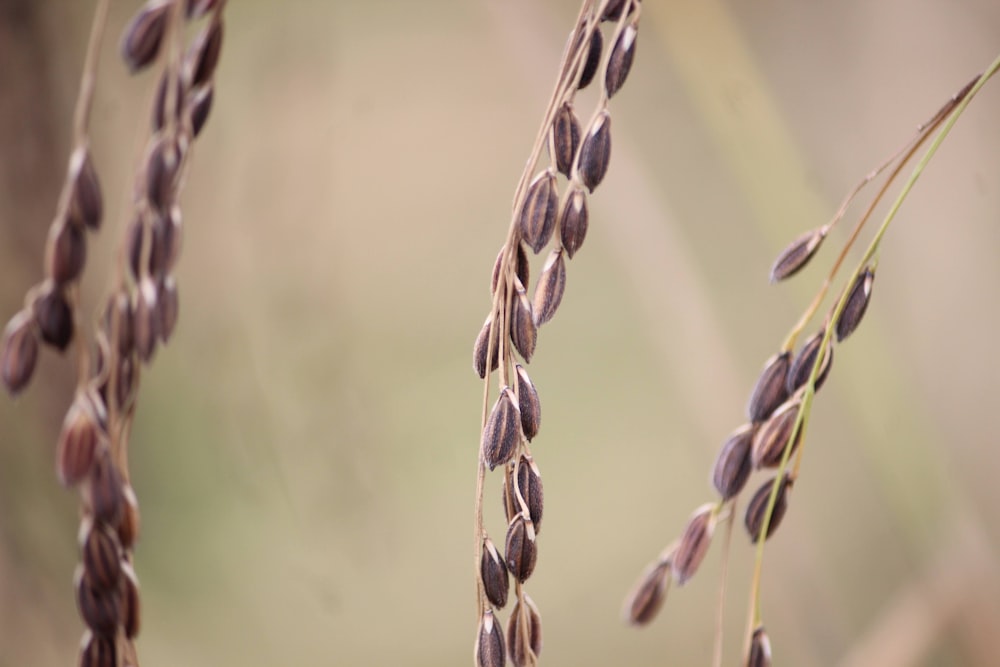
[712,424,755,500]
[769,228,825,282]
[836,267,875,342]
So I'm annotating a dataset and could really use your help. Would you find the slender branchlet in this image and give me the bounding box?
[472,1,642,665]
[622,54,1000,666]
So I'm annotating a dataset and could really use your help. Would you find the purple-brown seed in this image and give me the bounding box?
[75,567,121,637]
[751,397,803,469]
[475,609,506,667]
[672,504,715,586]
[786,330,833,394]
[188,82,214,136]
[47,220,87,285]
[88,449,124,527]
[120,1,170,73]
[510,284,536,363]
[507,594,542,667]
[157,276,179,343]
[577,28,602,90]
[559,186,588,259]
[769,227,826,282]
[579,111,611,192]
[518,170,558,254]
[80,520,122,590]
[151,70,184,132]
[117,485,141,550]
[134,278,160,363]
[835,267,875,342]
[712,424,755,500]
[69,146,103,230]
[514,365,541,442]
[532,248,566,327]
[504,454,544,533]
[745,475,792,543]
[187,16,224,86]
[623,557,671,626]
[602,0,631,21]
[746,351,790,423]
[121,562,141,639]
[79,631,117,667]
[605,23,637,98]
[747,626,773,667]
[32,283,74,351]
[552,102,580,178]
[505,513,537,583]
[1,310,39,396]
[145,138,179,213]
[56,397,103,487]
[481,387,521,471]
[473,315,500,380]
[481,536,510,609]
[491,243,529,297]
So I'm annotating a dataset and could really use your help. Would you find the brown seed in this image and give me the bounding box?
[509,285,536,363]
[514,365,541,442]
[187,16,224,86]
[69,146,103,231]
[504,454,544,533]
[157,276,179,343]
[623,558,671,626]
[481,387,521,471]
[769,227,826,282]
[125,215,145,280]
[145,138,179,213]
[532,248,566,327]
[672,504,716,586]
[752,398,803,469]
[552,103,580,178]
[602,0,630,21]
[475,609,506,667]
[712,424,755,500]
[505,514,537,583]
[163,206,184,272]
[491,243,529,297]
[579,111,611,192]
[745,475,791,543]
[107,291,135,357]
[56,397,103,487]
[507,594,542,667]
[188,82,214,136]
[473,315,500,380]
[577,28,602,90]
[80,520,122,590]
[120,1,170,73]
[117,485,141,550]
[786,330,833,394]
[79,631,117,667]
[559,186,588,259]
[518,170,558,254]
[134,277,161,363]
[746,352,790,423]
[481,536,510,609]
[747,626,773,667]
[1,310,39,396]
[32,283,74,351]
[148,214,170,280]
[152,70,184,132]
[120,562,141,639]
[605,23,637,98]
[88,449,124,527]
[47,220,87,285]
[836,267,875,342]
[75,566,121,637]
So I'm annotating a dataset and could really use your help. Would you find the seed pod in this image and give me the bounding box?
[672,504,716,585]
[88,449,124,527]
[623,558,671,626]
[745,475,791,543]
[47,221,87,285]
[475,609,506,667]
[157,276,179,343]
[188,82,214,136]
[134,277,160,363]
[577,28,602,89]
[120,1,170,73]
[510,284,536,362]
[187,16,224,86]
[552,103,580,177]
[518,170,558,254]
[481,536,510,609]
[507,594,542,667]
[559,186,588,259]
[56,397,103,487]
[579,111,611,192]
[605,22,637,98]
[747,626,773,667]
[602,0,630,21]
[152,70,184,132]
[752,398,803,469]
[836,267,875,342]
[32,283,73,351]
[532,248,566,327]
[473,316,500,379]
[711,424,754,500]
[786,330,833,394]
[80,631,117,667]
[145,138,179,213]
[2,310,39,396]
[117,485,141,550]
[75,566,121,637]
[514,365,541,442]
[746,352,790,423]
[68,146,103,231]
[481,387,520,471]
[121,562,141,638]
[490,243,529,297]
[769,228,826,282]
[505,514,537,583]
[80,520,122,590]
[504,455,544,532]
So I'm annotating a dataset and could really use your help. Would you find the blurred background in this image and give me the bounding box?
[1,1,999,665]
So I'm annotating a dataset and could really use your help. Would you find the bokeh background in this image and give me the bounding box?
[2,1,999,665]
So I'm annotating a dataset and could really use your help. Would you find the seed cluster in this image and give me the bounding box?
[472,2,641,666]
[1,1,226,665]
